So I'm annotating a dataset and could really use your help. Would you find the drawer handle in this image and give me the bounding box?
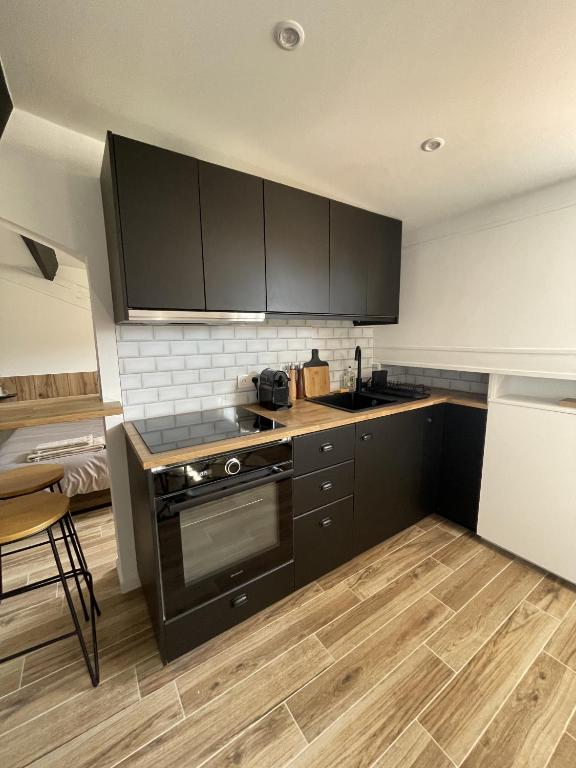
[319,517,333,528]
[320,443,334,453]
[360,432,373,441]
[320,480,333,492]
[231,593,248,608]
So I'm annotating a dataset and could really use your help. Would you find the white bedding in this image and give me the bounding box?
[0,419,110,497]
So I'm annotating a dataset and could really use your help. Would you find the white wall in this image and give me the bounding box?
[0,226,97,375]
[0,109,138,591]
[374,178,576,378]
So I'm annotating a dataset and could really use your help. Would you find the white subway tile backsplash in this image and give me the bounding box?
[246,339,267,352]
[118,320,375,420]
[185,355,212,369]
[257,352,278,365]
[234,326,258,339]
[210,327,231,339]
[159,385,188,401]
[123,405,145,420]
[172,370,200,385]
[187,383,214,397]
[170,341,198,356]
[223,340,246,353]
[118,325,154,341]
[257,326,278,338]
[125,388,159,405]
[139,341,171,357]
[153,326,184,341]
[236,352,258,366]
[156,356,185,372]
[200,368,225,382]
[142,372,172,388]
[120,358,156,374]
[144,402,175,418]
[183,326,210,339]
[212,354,237,368]
[120,374,142,390]
[198,340,223,354]
[212,380,238,395]
[117,342,140,358]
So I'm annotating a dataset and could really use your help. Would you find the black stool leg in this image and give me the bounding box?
[47,525,99,686]
[60,519,89,621]
[64,513,101,617]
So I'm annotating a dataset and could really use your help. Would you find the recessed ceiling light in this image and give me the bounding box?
[421,137,445,152]
[274,20,305,50]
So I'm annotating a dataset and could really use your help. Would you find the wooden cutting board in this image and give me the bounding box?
[302,349,330,397]
[560,398,576,408]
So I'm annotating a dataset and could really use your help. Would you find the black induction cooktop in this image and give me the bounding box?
[132,405,285,454]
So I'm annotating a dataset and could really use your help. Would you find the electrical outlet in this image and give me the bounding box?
[237,373,258,391]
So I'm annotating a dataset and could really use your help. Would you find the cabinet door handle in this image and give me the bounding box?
[360,432,373,441]
[231,593,248,608]
[319,517,333,528]
[320,443,334,453]
[320,480,333,492]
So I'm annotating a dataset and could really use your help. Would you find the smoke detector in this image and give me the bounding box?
[274,21,305,50]
[421,137,445,152]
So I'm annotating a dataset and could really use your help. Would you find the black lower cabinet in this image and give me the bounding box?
[437,404,487,532]
[354,408,437,553]
[294,497,354,588]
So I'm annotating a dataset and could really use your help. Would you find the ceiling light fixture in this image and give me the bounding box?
[420,137,445,152]
[274,20,305,50]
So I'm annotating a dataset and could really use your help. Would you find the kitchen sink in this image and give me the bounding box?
[307,391,400,412]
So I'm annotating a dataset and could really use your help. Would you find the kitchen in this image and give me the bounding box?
[1,3,576,767]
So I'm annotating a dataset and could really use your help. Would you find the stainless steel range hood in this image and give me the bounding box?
[126,309,266,324]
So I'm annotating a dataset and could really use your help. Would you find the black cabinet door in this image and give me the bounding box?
[294,497,354,588]
[438,405,487,532]
[366,215,402,318]
[354,408,432,553]
[114,135,205,311]
[329,201,368,315]
[199,162,266,311]
[264,181,330,313]
[330,201,401,318]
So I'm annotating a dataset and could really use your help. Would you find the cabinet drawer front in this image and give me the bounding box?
[294,497,354,589]
[164,562,294,662]
[294,425,355,476]
[293,461,354,517]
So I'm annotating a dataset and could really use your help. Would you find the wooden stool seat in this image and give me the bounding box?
[0,492,69,544]
[0,464,64,499]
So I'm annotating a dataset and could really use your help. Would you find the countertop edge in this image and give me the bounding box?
[125,389,487,470]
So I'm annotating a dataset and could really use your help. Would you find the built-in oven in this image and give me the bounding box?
[152,440,293,620]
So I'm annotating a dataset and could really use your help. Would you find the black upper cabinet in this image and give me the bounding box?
[330,201,401,318]
[101,132,402,322]
[438,405,487,532]
[199,162,266,312]
[366,215,402,317]
[354,408,433,553]
[112,134,205,312]
[264,181,330,313]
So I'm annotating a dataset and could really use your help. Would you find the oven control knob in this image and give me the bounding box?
[225,457,241,476]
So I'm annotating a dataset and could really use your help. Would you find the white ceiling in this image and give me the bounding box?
[2,0,576,232]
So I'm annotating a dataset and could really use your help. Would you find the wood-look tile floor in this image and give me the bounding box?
[2,509,576,767]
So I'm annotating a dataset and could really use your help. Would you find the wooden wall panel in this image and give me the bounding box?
[0,372,100,401]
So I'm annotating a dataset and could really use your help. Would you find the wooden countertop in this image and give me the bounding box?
[0,395,123,430]
[125,389,487,470]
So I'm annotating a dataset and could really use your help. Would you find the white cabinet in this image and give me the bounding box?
[478,400,576,583]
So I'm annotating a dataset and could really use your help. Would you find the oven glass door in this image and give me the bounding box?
[156,472,292,619]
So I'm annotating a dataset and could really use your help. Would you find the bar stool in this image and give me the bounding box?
[0,465,100,622]
[0,492,99,685]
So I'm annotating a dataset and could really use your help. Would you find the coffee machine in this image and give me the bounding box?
[255,369,292,411]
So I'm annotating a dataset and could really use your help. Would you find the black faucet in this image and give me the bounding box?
[354,345,362,393]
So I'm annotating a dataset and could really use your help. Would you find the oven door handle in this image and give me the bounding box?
[162,467,293,514]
